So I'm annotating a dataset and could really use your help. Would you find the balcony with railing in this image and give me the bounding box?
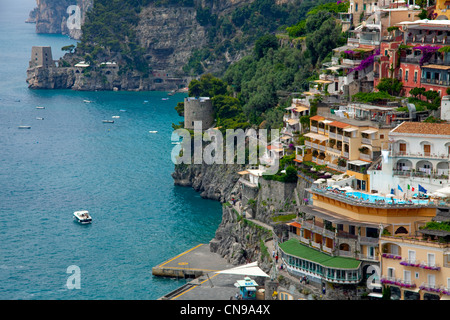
[390,151,450,160]
[359,153,372,161]
[381,276,416,289]
[327,163,347,172]
[420,283,446,295]
[400,259,441,271]
[421,77,450,87]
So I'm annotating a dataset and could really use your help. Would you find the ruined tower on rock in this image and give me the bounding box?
[29,46,55,68]
[183,97,214,130]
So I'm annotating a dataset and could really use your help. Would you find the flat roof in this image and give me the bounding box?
[422,64,450,70]
[348,160,370,166]
[279,239,362,269]
[361,128,378,134]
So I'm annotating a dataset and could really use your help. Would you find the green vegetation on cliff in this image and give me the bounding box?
[176,1,348,131]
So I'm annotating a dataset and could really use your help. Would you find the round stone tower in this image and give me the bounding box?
[184,97,214,130]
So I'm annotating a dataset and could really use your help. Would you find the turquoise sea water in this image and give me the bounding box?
[0,0,222,299]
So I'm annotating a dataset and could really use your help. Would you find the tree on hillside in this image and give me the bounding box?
[188,74,228,97]
[306,17,341,66]
[410,87,426,100]
[254,34,279,59]
[376,77,403,96]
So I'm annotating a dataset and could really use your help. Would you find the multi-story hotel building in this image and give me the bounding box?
[299,104,399,191]
[370,121,450,195]
[375,19,450,97]
[380,208,450,300]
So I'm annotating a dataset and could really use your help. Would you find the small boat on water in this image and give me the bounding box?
[120,109,126,112]
[83,100,92,103]
[18,126,31,129]
[102,120,114,123]
[112,116,120,119]
[36,117,44,120]
[161,98,169,101]
[73,210,92,224]
[36,106,45,109]
[149,130,157,133]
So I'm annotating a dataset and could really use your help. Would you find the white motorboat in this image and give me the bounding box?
[102,120,114,123]
[112,116,120,119]
[36,117,44,120]
[18,125,31,129]
[83,100,92,103]
[36,106,45,109]
[73,210,92,224]
[149,130,157,133]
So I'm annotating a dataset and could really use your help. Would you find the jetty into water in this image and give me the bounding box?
[152,243,234,279]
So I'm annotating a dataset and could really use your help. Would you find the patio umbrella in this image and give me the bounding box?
[435,186,450,196]
[432,192,448,198]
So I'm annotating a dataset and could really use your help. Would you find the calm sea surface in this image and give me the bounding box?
[0,0,222,299]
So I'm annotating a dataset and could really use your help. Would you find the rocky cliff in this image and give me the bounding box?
[30,0,93,39]
[171,159,310,271]
[26,0,306,91]
[135,5,208,77]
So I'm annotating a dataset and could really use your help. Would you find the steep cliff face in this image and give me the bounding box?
[172,162,244,202]
[31,0,92,39]
[171,159,309,272]
[135,6,208,76]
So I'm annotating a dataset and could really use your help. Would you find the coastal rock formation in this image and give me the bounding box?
[26,66,75,89]
[25,0,252,91]
[136,6,208,76]
[30,0,93,39]
[172,162,243,202]
[171,160,309,272]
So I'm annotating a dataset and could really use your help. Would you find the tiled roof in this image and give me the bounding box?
[391,122,450,136]
[329,121,350,129]
[309,115,325,121]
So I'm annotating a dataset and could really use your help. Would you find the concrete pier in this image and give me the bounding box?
[152,243,234,279]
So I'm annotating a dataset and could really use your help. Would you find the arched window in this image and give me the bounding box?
[395,226,408,234]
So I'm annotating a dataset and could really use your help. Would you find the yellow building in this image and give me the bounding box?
[435,0,450,20]
[380,210,450,300]
[281,185,440,292]
[303,112,391,191]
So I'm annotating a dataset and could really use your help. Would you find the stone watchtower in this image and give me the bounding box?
[184,97,214,130]
[29,46,55,68]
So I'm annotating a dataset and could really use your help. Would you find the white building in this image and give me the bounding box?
[442,96,450,121]
[370,122,450,195]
